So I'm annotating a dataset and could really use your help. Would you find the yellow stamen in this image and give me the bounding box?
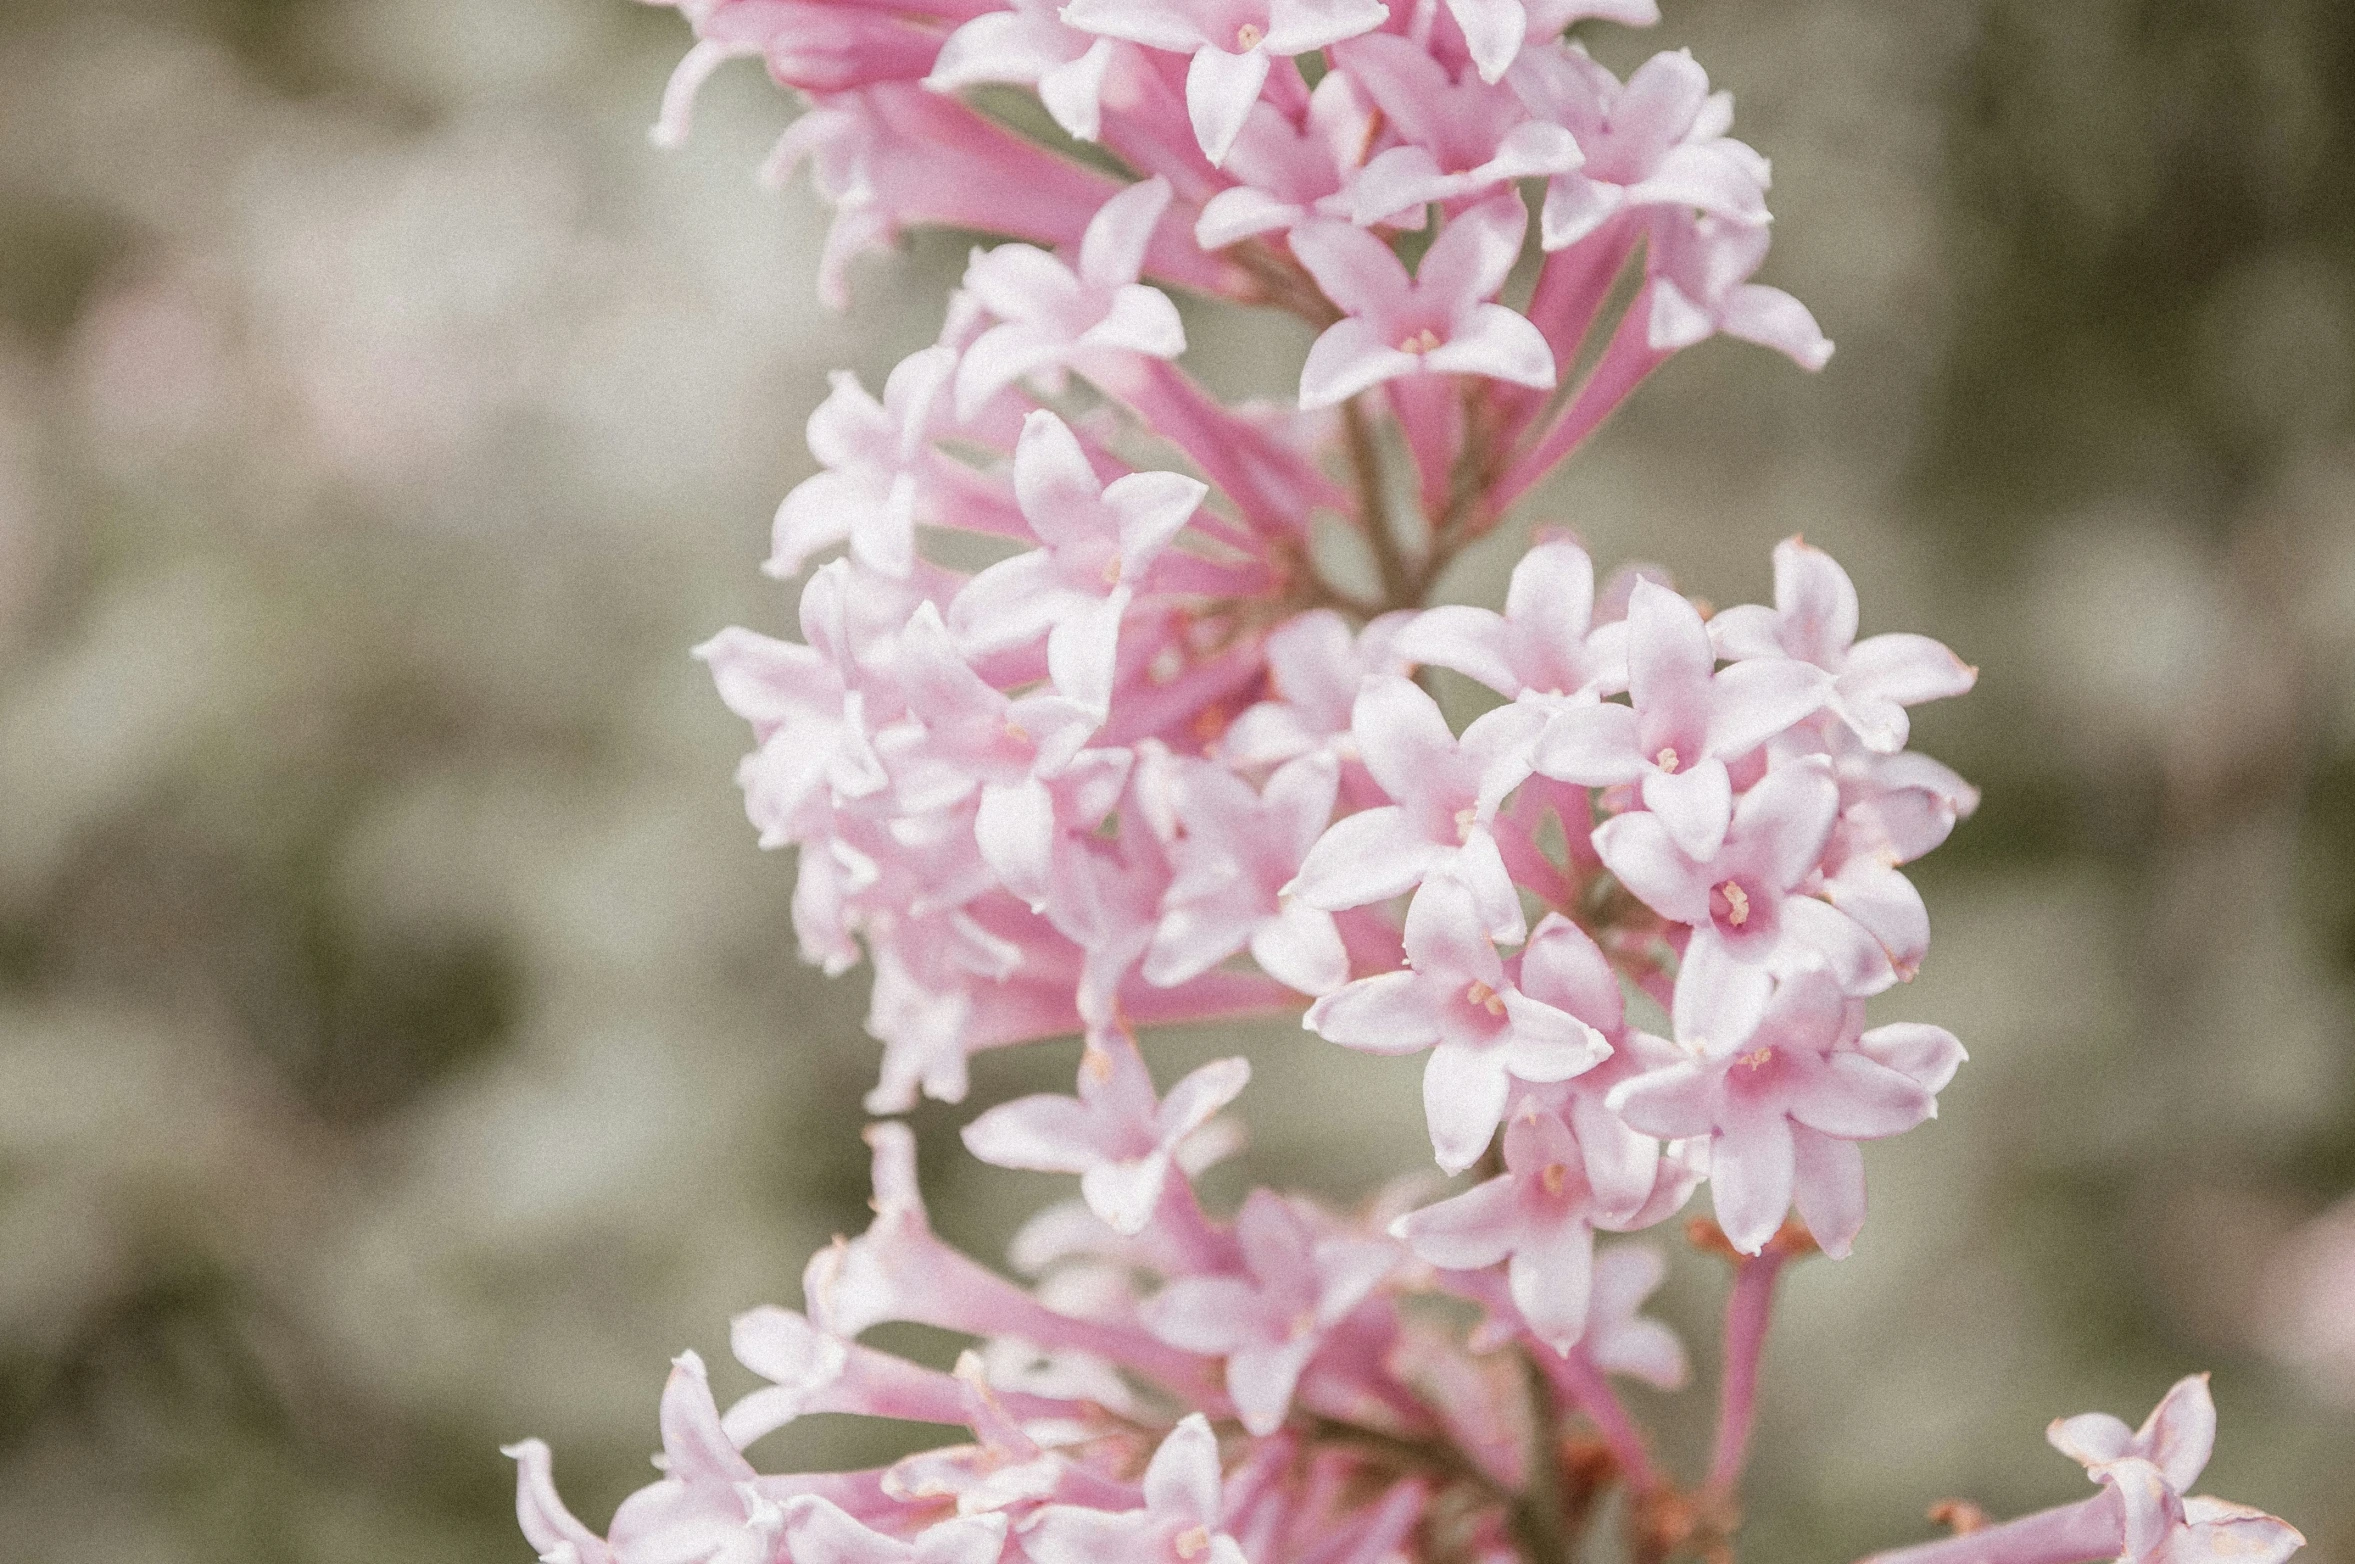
[1234,22,1263,48]
[1465,980,1506,1018]
[1398,327,1443,354]
[1454,804,1479,841]
[1654,746,1680,773]
[1176,1526,1214,1560]
[1739,1046,1774,1071]
[1720,882,1751,927]
[1540,1162,1568,1196]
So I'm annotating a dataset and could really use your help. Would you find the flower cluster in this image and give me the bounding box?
[505,0,2307,1560]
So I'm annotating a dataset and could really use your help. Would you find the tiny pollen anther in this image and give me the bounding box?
[1233,21,1263,48]
[1654,746,1680,773]
[1739,1046,1774,1071]
[1004,719,1030,743]
[1540,1162,1567,1196]
[1082,1045,1114,1083]
[1465,980,1506,1017]
[1398,327,1443,355]
[1454,804,1479,841]
[1176,1526,1213,1560]
[1101,555,1123,587]
[1720,882,1751,926]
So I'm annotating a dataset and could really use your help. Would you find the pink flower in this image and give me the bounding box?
[769,346,972,579]
[605,1351,786,1564]
[1537,578,1828,859]
[1145,1191,1400,1433]
[949,409,1206,716]
[1143,750,1350,995]
[1507,45,1769,250]
[1287,675,1544,942]
[1581,1244,1688,1388]
[1216,609,1415,768]
[1592,760,1900,995]
[1606,962,1958,1256]
[1194,73,1376,248]
[784,1496,1010,1564]
[1021,1415,1249,1564]
[927,0,1121,141]
[1059,0,1391,165]
[2046,1377,2304,1564]
[1709,537,1977,753]
[1332,35,1582,222]
[961,1029,1251,1233]
[1440,0,1662,88]
[504,1437,616,1564]
[1647,211,1832,370]
[1290,194,1557,409]
[1394,537,1628,706]
[1304,878,1612,1175]
[954,179,1189,418]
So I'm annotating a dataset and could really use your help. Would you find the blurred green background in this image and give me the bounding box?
[0,0,2350,1559]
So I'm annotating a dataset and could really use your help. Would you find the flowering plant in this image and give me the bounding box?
[506,3,2306,1561]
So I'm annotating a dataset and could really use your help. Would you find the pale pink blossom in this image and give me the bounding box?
[927,0,1121,141]
[1059,0,1392,165]
[1647,211,1832,370]
[770,347,967,579]
[949,409,1205,716]
[1216,609,1415,767]
[1145,1191,1400,1433]
[1288,674,1545,943]
[1194,73,1377,248]
[1144,750,1350,994]
[1291,195,1557,408]
[1607,963,1957,1256]
[1394,537,1628,707]
[784,1496,1010,1564]
[1710,537,1977,753]
[1536,577,1827,859]
[1332,35,1582,223]
[1507,45,1769,250]
[1305,878,1611,1174]
[1021,1415,1249,1564]
[954,179,1189,418]
[961,1029,1251,1233]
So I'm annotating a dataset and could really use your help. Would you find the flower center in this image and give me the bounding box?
[1739,1046,1775,1071]
[1654,746,1680,773]
[1539,1161,1568,1196]
[1718,881,1751,927]
[1234,21,1264,48]
[1176,1525,1214,1559]
[1398,326,1444,355]
[1464,980,1506,1018]
[1454,804,1479,841]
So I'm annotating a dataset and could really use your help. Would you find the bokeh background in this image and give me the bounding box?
[1,0,2350,1558]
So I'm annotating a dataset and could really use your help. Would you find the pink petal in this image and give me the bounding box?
[1671,932,1772,1049]
[1710,1111,1795,1255]
[1589,810,1711,923]
[975,776,1057,909]
[1418,193,1531,308]
[1507,539,1597,646]
[1289,218,1415,322]
[1778,896,1897,996]
[1519,914,1625,1034]
[1187,45,1273,165]
[1024,1506,1158,1564]
[1291,804,1440,910]
[1347,145,1458,228]
[1250,898,1351,994]
[1263,0,1393,54]
[1424,304,1558,389]
[1300,315,1420,408]
[1401,875,1502,983]
[1146,1275,1271,1354]
[1086,283,1189,357]
[1729,762,1840,892]
[1078,176,1172,289]
[1533,700,1643,784]
[1508,1211,1596,1351]
[1305,969,1443,1055]
[1396,604,1522,696]
[2140,1375,2218,1494]
[1197,185,1308,248]
[1158,1056,1253,1141]
[502,1440,613,1564]
[1104,468,1208,572]
[1352,676,1461,808]
[1606,1059,1717,1141]
[1047,587,1129,715]
[1444,0,1527,81]
[1040,38,1116,139]
[1227,1337,1318,1435]
[1498,993,1610,1082]
[1843,631,1976,707]
[1704,657,1831,759]
[2048,1411,2138,1469]
[1784,1051,1932,1139]
[1788,1126,1865,1259]
[1770,537,1859,665]
[1425,1038,1515,1173]
[1393,1174,1524,1270]
[1856,1022,1965,1095]
[1640,756,1733,859]
[1825,860,1928,978]
[961,1093,1124,1173]
[1058,0,1211,51]
[1081,1153,1172,1234]
[1720,283,1833,370]
[1141,1413,1225,1526]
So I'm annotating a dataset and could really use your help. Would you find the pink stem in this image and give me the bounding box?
[1490,284,1675,515]
[1536,1345,1661,1492]
[1386,373,1463,526]
[1706,1245,1791,1495]
[1858,1494,2123,1564]
[1096,356,1346,538]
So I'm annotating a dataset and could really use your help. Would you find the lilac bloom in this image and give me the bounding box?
[1144,1190,1400,1433]
[1144,751,1350,995]
[1536,578,1829,859]
[927,0,1120,142]
[1217,609,1415,767]
[606,1351,785,1564]
[1291,194,1557,410]
[1710,536,1977,753]
[1608,962,1956,1256]
[1441,0,1661,87]
[954,179,1189,418]
[1287,674,1546,943]
[1592,759,1898,994]
[1508,45,1769,250]
[1331,36,1582,223]
[1389,1100,1627,1350]
[949,410,1206,716]
[2047,1377,2303,1564]
[504,1437,616,1564]
[961,1029,1251,1233]
[770,346,962,579]
[1022,1415,1248,1564]
[1394,538,1630,708]
[697,561,891,848]
[1194,74,1377,249]
[1058,0,1391,166]
[1647,210,1832,370]
[1304,877,1611,1174]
